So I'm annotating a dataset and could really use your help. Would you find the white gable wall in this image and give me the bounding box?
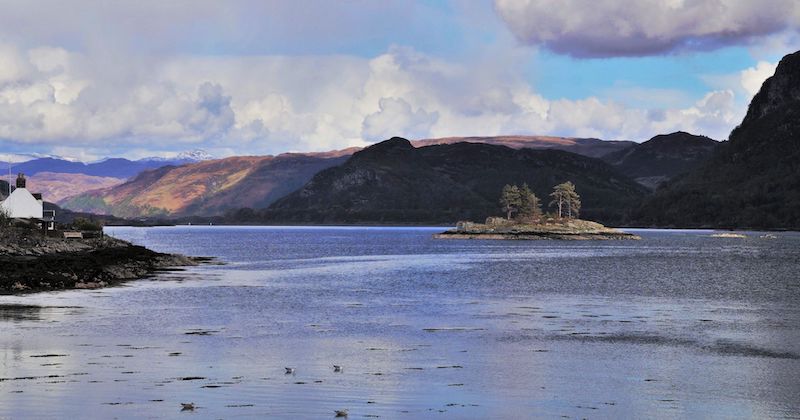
[0,188,43,219]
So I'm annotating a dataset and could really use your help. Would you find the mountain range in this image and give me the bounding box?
[56,135,638,218]
[53,132,725,223]
[1,155,206,179]
[255,137,648,225]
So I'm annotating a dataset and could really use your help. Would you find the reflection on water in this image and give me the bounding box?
[1,227,799,418]
[0,304,83,322]
[0,305,43,322]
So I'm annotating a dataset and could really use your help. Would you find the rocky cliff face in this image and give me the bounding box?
[636,50,800,229]
[740,51,800,126]
[602,131,719,189]
[264,137,648,225]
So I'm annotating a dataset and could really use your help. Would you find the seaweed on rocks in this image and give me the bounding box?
[0,227,205,294]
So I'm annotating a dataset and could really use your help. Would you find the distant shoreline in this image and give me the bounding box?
[102,222,797,232]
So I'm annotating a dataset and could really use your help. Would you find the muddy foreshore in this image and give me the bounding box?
[0,228,207,294]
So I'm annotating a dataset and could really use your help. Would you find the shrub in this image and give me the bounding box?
[0,208,10,228]
[71,217,103,231]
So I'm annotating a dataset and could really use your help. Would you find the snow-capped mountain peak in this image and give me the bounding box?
[137,149,214,163]
[175,149,214,162]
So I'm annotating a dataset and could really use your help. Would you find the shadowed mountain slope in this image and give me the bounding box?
[263,137,648,225]
[602,131,719,189]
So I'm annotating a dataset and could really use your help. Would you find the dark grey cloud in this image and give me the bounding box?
[495,0,800,58]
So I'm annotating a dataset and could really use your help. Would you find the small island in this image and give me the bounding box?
[436,181,640,241]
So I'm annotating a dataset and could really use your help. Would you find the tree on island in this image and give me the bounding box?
[518,183,542,220]
[500,183,542,221]
[549,181,581,219]
[500,184,522,220]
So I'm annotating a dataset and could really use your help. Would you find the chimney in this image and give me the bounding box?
[16,173,26,189]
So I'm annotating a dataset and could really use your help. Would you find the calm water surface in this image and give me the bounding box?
[1,227,799,419]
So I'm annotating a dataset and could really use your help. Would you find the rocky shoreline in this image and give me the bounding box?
[435,219,641,240]
[1,228,207,294]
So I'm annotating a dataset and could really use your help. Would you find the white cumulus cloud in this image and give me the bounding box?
[0,43,755,159]
[362,97,439,141]
[740,61,778,96]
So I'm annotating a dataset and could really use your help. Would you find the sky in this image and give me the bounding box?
[0,0,798,162]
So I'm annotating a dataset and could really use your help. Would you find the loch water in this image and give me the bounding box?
[1,226,799,419]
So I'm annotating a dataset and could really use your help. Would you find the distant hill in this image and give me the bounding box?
[636,50,800,229]
[260,137,648,225]
[413,135,634,158]
[602,131,719,189]
[0,153,217,205]
[61,153,349,218]
[26,172,125,203]
[2,156,200,179]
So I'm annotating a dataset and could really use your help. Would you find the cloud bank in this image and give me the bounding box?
[0,1,787,160]
[0,44,750,159]
[495,0,800,57]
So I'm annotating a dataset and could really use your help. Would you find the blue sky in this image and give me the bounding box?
[0,0,797,161]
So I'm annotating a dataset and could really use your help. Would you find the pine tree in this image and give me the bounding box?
[518,183,542,220]
[549,184,566,218]
[500,184,522,220]
[565,182,581,218]
[550,181,581,219]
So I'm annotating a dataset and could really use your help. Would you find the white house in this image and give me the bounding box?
[0,174,43,219]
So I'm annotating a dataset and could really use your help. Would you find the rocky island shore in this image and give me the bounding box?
[435,218,640,240]
[1,227,205,294]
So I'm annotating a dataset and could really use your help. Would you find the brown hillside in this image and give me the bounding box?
[26,172,126,203]
[413,135,634,158]
[61,153,348,218]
